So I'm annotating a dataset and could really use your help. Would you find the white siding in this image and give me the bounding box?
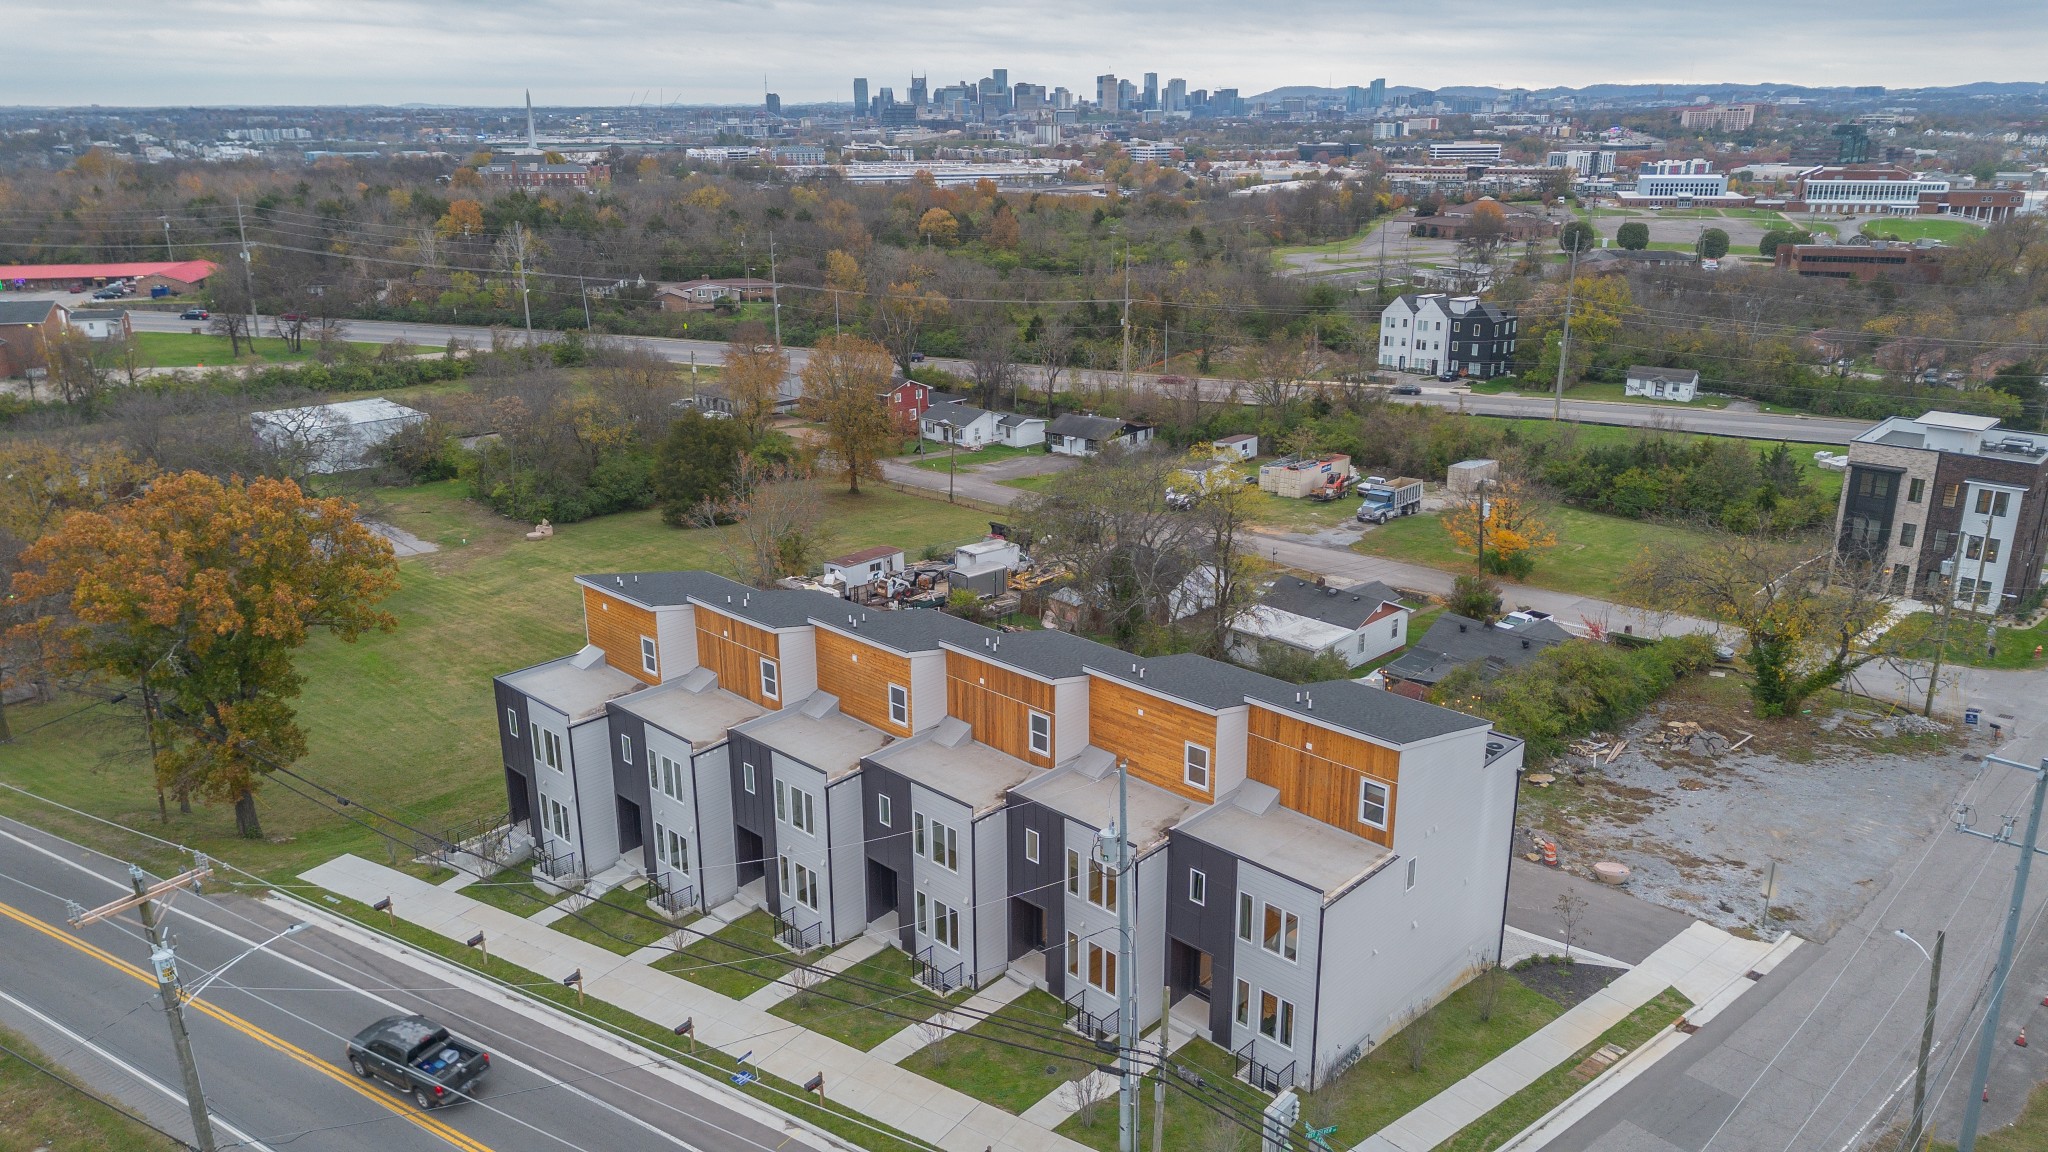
[1213,707,1249,796]
[909,785,978,978]
[972,807,1010,985]
[777,630,819,703]
[771,754,833,940]
[908,650,948,734]
[1353,610,1408,665]
[569,718,621,873]
[1229,862,1324,1076]
[1053,678,1091,763]
[655,605,699,680]
[645,727,697,899]
[827,774,866,942]
[692,744,739,908]
[525,700,580,862]
[1059,818,1171,1031]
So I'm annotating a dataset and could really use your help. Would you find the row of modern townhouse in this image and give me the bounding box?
[492,568,1524,1090]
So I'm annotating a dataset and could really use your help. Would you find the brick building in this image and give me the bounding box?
[1774,240,1943,283]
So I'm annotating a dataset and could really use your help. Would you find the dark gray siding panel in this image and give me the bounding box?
[727,730,777,907]
[493,678,540,841]
[1006,795,1066,999]
[606,703,655,872]
[860,758,916,950]
[1167,830,1239,1045]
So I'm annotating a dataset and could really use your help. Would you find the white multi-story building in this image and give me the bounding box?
[1545,150,1615,176]
[1795,167,1951,216]
[1378,293,1450,373]
[1427,141,1502,164]
[1633,172,1730,198]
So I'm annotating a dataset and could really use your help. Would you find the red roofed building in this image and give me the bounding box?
[0,260,219,294]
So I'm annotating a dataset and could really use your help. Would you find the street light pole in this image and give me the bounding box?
[131,866,217,1152]
[1113,757,1138,1152]
[1895,928,1943,1152]
[1551,240,1579,421]
[1955,755,2048,1151]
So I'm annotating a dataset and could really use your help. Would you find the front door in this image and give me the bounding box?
[1010,897,1047,961]
[866,859,899,921]
[616,797,643,855]
[1170,939,1213,1001]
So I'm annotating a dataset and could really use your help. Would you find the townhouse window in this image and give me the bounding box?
[1975,489,1993,515]
[1088,942,1118,994]
[1907,478,1926,503]
[1068,931,1081,977]
[888,684,909,727]
[776,779,787,822]
[1188,868,1207,906]
[1986,537,2002,564]
[1239,892,1254,942]
[1184,743,1211,791]
[1967,535,1983,561]
[927,818,960,871]
[741,762,756,794]
[1087,858,1118,911]
[780,854,791,897]
[1235,979,1252,1027]
[640,636,658,677]
[620,734,634,765]
[779,785,816,835]
[657,825,689,873]
[916,892,929,934]
[1067,849,1082,897]
[932,900,960,950]
[1992,492,2011,518]
[1259,992,1296,1047]
[1932,530,1955,558]
[877,794,893,827]
[1028,711,1052,757]
[662,755,683,800]
[649,757,659,791]
[541,729,564,772]
[1262,903,1299,961]
[794,862,820,910]
[505,708,520,737]
[1406,858,1419,891]
[1358,779,1389,830]
[1899,523,1918,549]
[759,658,779,700]
[1023,826,1041,863]
[1942,484,1960,509]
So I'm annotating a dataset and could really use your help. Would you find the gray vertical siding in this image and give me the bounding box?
[1165,831,1239,1045]
[492,679,540,841]
[606,704,654,872]
[726,730,777,893]
[1005,796,1066,995]
[860,760,916,950]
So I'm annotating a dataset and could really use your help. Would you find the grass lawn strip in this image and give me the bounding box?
[459,864,573,918]
[1879,610,2048,671]
[1058,1037,1274,1151]
[654,910,804,1000]
[1355,501,1718,605]
[1437,986,1692,1152]
[0,1021,178,1152]
[308,891,933,1152]
[1299,971,1566,1142]
[904,442,1042,473]
[1931,1076,2048,1150]
[899,988,1103,1114]
[132,330,324,367]
[548,883,696,955]
[769,947,975,1051]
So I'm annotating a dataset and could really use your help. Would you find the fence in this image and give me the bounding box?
[1063,989,1121,1048]
[1234,1038,1297,1093]
[649,870,696,916]
[773,907,824,952]
[914,946,966,993]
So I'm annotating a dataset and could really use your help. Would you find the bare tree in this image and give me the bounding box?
[1473,956,1504,1023]
[964,309,1018,410]
[208,311,253,358]
[1402,1003,1437,1072]
[1065,1069,1116,1127]
[1015,449,1209,647]
[1554,891,1587,959]
[691,458,823,587]
[1034,315,1076,416]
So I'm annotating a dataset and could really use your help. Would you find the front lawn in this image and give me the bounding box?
[1879,611,2048,671]
[899,988,1103,1114]
[1438,987,1691,1152]
[1245,487,1364,533]
[1059,1037,1275,1152]
[0,482,996,887]
[1354,502,1718,605]
[549,883,695,954]
[133,330,322,366]
[1860,218,1983,244]
[1300,970,1566,1143]
[461,864,572,918]
[905,442,1043,473]
[769,946,975,1051]
[653,911,803,1000]
[0,1022,175,1152]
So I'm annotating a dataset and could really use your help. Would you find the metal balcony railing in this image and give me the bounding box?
[649,871,695,916]
[914,946,965,993]
[535,847,579,881]
[1233,1038,1297,1093]
[773,907,824,952]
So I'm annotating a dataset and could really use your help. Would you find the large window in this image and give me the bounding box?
[780,856,820,911]
[546,797,571,840]
[928,898,960,950]
[777,781,816,835]
[1259,992,1296,1047]
[655,824,689,874]
[759,658,779,700]
[1087,941,1118,994]
[541,729,564,772]
[1184,743,1211,791]
[1261,903,1300,961]
[888,684,909,727]
[922,816,959,871]
[1028,711,1052,757]
[656,754,684,800]
[1358,779,1389,829]
[1086,857,1118,911]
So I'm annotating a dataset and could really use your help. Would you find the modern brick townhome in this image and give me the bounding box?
[494,569,1524,1090]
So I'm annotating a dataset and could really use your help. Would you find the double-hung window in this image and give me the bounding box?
[1260,903,1300,962]
[541,729,564,772]
[888,684,909,727]
[640,636,658,677]
[1184,743,1211,791]
[1259,992,1296,1047]
[926,817,959,870]
[759,658,779,701]
[1358,779,1390,829]
[1028,711,1052,757]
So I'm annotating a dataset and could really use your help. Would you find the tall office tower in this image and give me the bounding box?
[992,68,1008,91]
[1097,74,1120,113]
[1053,87,1074,110]
[1369,77,1387,108]
[1143,73,1159,110]
[765,92,781,116]
[853,78,868,119]
[1165,77,1187,112]
[909,75,927,109]
[1119,78,1137,111]
[1344,85,1366,114]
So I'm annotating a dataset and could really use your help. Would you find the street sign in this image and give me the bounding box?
[1761,861,1779,901]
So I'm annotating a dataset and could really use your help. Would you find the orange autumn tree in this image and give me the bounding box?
[10,473,399,837]
[1442,475,1556,579]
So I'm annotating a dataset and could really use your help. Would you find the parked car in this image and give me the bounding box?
[909,351,926,363]
[68,285,87,294]
[345,1015,488,1110]
[180,308,210,320]
[1391,383,1422,396]
[279,311,310,323]
[1437,371,1457,382]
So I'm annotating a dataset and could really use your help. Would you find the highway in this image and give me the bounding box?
[127,308,1871,445]
[0,815,832,1152]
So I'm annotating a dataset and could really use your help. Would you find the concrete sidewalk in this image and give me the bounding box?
[1350,922,1799,1152]
[302,853,1089,1152]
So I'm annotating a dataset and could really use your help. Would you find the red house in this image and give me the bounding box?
[882,379,958,429]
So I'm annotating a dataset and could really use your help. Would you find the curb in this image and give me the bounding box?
[1494,1023,1686,1152]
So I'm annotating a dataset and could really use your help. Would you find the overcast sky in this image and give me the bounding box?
[10,0,2041,107]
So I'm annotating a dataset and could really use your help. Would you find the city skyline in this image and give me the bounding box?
[7,0,2043,106]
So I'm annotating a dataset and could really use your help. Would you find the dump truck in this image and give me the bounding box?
[1356,476,1424,523]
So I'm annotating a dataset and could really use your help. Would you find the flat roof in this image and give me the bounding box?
[1917,411,2002,432]
[1245,676,1491,745]
[812,606,994,656]
[1178,788,1390,894]
[1085,652,1289,712]
[611,675,763,745]
[1013,751,1201,853]
[501,651,643,723]
[1231,605,1357,652]
[826,545,903,568]
[734,696,891,779]
[867,719,1038,814]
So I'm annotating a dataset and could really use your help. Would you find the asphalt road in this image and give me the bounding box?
[126,308,1870,446]
[0,815,830,1152]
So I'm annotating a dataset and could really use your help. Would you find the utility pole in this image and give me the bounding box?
[579,276,592,330]
[1953,754,2048,1151]
[234,197,258,344]
[1897,929,1944,1152]
[1112,758,1138,1152]
[1152,981,1169,1152]
[1925,531,1970,716]
[1120,241,1134,399]
[513,223,534,346]
[769,232,783,348]
[160,215,174,260]
[1551,240,1579,421]
[72,864,218,1152]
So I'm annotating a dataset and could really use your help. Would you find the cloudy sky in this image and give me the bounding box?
[10,0,2041,106]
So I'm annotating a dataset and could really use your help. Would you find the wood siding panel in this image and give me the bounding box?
[583,587,660,685]
[696,609,783,710]
[1245,705,1401,847]
[816,628,915,735]
[1085,676,1221,804]
[945,651,1056,767]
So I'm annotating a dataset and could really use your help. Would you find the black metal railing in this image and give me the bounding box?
[773,907,824,952]
[1233,1039,1296,1093]
[535,847,578,881]
[649,871,695,916]
[914,946,965,993]
[1063,989,1120,1045]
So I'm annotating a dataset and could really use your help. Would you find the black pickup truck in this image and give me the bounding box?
[345,1014,489,1109]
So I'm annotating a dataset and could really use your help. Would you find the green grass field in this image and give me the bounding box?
[0,481,996,884]
[1058,1038,1274,1151]
[904,442,1043,473]
[548,884,696,954]
[1859,218,1984,244]
[898,988,1102,1113]
[1461,418,1845,502]
[768,947,975,1051]
[1879,611,2048,671]
[461,864,573,918]
[652,911,805,1000]
[132,330,327,367]
[0,1023,179,1152]
[1355,502,1719,604]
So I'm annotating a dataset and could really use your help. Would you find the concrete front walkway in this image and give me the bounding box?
[302,853,1090,1152]
[1351,922,1800,1152]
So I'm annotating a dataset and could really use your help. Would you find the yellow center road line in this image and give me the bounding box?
[0,898,500,1152]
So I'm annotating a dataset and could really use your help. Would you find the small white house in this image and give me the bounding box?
[1624,366,1700,403]
[1228,577,1412,668]
[68,308,132,341]
[1214,433,1258,461]
[994,412,1047,448]
[823,546,906,595]
[250,397,427,474]
[1046,412,1156,457]
[920,400,999,448]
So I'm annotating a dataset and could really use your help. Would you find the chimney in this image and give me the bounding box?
[616,576,624,587]
[1521,638,1531,649]
[1139,667,1146,679]
[1458,622,1468,632]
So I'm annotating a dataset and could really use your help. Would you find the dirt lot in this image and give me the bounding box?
[1517,674,1975,942]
